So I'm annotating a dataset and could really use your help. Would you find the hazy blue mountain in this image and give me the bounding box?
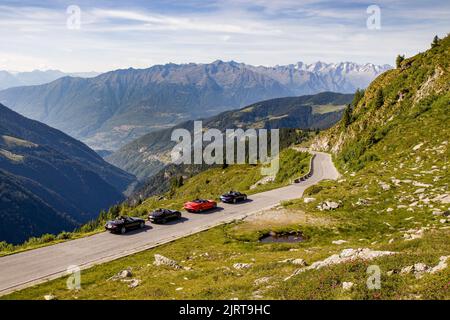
[0,61,390,151]
[106,92,353,180]
[0,70,99,90]
[0,103,135,244]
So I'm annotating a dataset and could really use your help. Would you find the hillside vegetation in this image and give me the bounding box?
[3,36,449,300]
[134,148,311,213]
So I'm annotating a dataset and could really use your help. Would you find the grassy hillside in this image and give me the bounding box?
[127,128,310,204]
[134,148,311,213]
[3,36,449,300]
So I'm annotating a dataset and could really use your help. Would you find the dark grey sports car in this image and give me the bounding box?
[105,216,146,234]
[149,208,182,224]
[220,191,248,203]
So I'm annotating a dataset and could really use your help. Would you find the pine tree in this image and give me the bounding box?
[432,35,440,48]
[342,104,353,127]
[352,89,365,107]
[177,175,184,187]
[396,54,405,68]
[375,89,384,108]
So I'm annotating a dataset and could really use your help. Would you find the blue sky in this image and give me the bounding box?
[0,0,448,72]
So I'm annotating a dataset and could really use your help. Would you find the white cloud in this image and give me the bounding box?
[0,2,448,72]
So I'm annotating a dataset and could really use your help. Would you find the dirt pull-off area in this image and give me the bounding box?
[244,207,333,227]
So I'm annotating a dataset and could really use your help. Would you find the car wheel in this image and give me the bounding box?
[140,222,145,228]
[233,198,237,204]
[120,227,126,234]
[161,218,167,224]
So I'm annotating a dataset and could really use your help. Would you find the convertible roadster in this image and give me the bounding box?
[105,216,146,234]
[220,191,248,203]
[149,208,182,224]
[184,199,217,213]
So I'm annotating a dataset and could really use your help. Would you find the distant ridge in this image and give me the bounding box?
[0,61,391,150]
[0,70,99,90]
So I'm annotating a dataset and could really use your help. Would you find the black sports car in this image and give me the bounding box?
[220,191,248,203]
[105,216,146,234]
[148,208,182,224]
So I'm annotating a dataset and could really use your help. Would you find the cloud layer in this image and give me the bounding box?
[0,0,449,72]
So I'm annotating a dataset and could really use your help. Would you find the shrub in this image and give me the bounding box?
[0,241,14,252]
[374,89,384,108]
[40,234,56,243]
[352,89,365,107]
[342,104,353,127]
[305,185,323,196]
[56,231,72,240]
[396,55,405,68]
[431,35,440,48]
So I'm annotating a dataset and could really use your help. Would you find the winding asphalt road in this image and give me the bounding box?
[0,151,339,296]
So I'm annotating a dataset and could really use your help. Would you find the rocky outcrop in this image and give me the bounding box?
[108,268,133,281]
[317,201,340,211]
[154,254,183,270]
[342,282,355,291]
[254,277,271,286]
[284,248,396,281]
[403,228,425,241]
[233,263,253,270]
[388,256,449,279]
[107,268,141,288]
[278,258,307,266]
[332,240,348,245]
[250,176,275,190]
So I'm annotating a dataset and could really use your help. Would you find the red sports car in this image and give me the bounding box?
[184,199,217,213]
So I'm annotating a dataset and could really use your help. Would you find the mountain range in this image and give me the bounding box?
[0,70,99,90]
[0,104,135,244]
[0,61,391,151]
[106,92,353,180]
